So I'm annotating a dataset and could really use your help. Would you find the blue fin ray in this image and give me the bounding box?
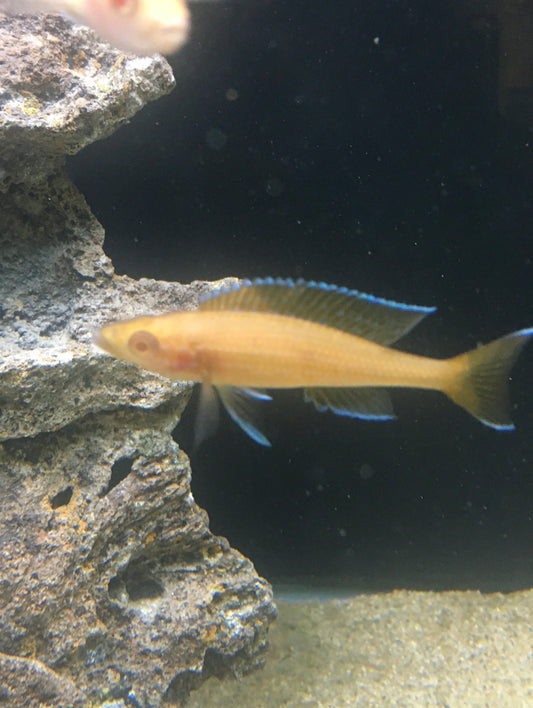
[200,278,434,345]
[216,385,272,446]
[304,386,395,420]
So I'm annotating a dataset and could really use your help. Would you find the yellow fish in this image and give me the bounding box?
[94,278,533,446]
[1,0,190,56]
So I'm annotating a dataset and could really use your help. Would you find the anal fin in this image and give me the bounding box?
[304,386,395,420]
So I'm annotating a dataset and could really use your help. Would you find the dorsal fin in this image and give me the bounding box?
[199,278,435,345]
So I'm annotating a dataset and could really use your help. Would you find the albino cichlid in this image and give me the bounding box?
[0,0,190,56]
[94,278,533,446]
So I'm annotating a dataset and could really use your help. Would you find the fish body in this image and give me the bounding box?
[0,0,190,55]
[99,309,451,391]
[94,278,533,445]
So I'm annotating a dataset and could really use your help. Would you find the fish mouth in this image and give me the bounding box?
[92,328,111,354]
[154,22,190,54]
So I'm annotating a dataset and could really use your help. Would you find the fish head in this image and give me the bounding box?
[94,315,162,371]
[94,312,201,381]
[78,0,191,56]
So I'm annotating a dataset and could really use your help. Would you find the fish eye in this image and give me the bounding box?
[128,330,159,355]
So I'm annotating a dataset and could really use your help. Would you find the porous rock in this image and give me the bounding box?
[0,12,277,707]
[0,174,217,440]
[0,403,275,707]
[0,12,175,190]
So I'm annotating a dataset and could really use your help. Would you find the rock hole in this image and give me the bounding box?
[206,544,222,558]
[126,575,165,602]
[165,669,203,705]
[108,569,165,603]
[107,576,127,603]
[50,485,73,508]
[165,649,240,704]
[100,456,134,497]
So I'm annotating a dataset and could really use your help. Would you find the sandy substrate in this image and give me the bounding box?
[188,588,533,707]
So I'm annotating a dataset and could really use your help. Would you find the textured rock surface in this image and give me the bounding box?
[0,404,275,707]
[0,173,213,440]
[0,10,221,441]
[0,10,186,442]
[0,13,277,708]
[0,12,175,189]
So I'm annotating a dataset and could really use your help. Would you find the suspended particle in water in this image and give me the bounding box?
[265,176,285,197]
[359,462,375,480]
[205,128,228,151]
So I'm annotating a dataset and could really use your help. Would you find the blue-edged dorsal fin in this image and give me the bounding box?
[200,278,435,345]
[304,387,395,420]
[216,385,272,446]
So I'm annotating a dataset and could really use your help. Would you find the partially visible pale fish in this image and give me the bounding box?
[0,0,190,56]
[94,278,533,446]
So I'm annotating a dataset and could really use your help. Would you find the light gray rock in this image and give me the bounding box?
[1,175,200,440]
[0,12,175,190]
[0,12,277,708]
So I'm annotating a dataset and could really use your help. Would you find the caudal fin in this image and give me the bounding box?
[446,328,533,430]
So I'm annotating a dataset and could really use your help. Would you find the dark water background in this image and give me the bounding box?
[68,0,533,592]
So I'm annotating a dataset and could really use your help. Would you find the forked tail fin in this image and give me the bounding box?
[446,328,533,429]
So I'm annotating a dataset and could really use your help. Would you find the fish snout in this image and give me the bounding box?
[153,13,191,55]
[92,327,113,355]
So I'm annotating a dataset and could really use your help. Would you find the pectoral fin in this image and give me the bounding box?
[216,386,272,446]
[304,387,395,420]
[193,383,221,450]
